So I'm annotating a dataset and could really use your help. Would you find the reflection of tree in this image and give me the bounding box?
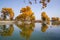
[52,21,60,26]
[15,22,35,40]
[41,23,48,32]
[0,25,14,36]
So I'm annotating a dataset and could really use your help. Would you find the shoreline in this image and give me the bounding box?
[0,20,60,25]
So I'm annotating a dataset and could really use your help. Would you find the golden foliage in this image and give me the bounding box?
[20,6,32,16]
[15,22,35,40]
[41,23,48,32]
[41,12,47,18]
[52,17,59,21]
[0,25,14,36]
[41,12,50,24]
[16,6,35,21]
[1,8,14,20]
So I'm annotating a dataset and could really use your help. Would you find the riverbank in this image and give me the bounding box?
[0,20,42,25]
[0,20,60,25]
[0,21,15,25]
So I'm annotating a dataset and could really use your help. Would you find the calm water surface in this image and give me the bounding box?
[0,22,60,40]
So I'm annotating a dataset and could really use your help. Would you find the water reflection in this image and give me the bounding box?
[15,22,35,40]
[41,23,48,32]
[51,21,60,26]
[0,21,60,40]
[0,24,14,36]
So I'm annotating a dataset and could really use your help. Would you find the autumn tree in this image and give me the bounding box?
[51,17,60,21]
[41,12,50,24]
[15,6,35,21]
[1,8,14,20]
[51,17,60,26]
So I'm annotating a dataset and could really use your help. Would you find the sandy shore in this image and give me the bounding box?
[0,20,60,25]
[0,20,41,25]
[0,21,15,25]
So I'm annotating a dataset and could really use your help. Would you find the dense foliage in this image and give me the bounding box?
[15,6,35,21]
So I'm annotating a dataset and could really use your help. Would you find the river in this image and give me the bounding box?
[0,22,60,40]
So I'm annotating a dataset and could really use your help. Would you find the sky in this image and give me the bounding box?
[0,0,60,20]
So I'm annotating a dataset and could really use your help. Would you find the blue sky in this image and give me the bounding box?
[0,0,60,20]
